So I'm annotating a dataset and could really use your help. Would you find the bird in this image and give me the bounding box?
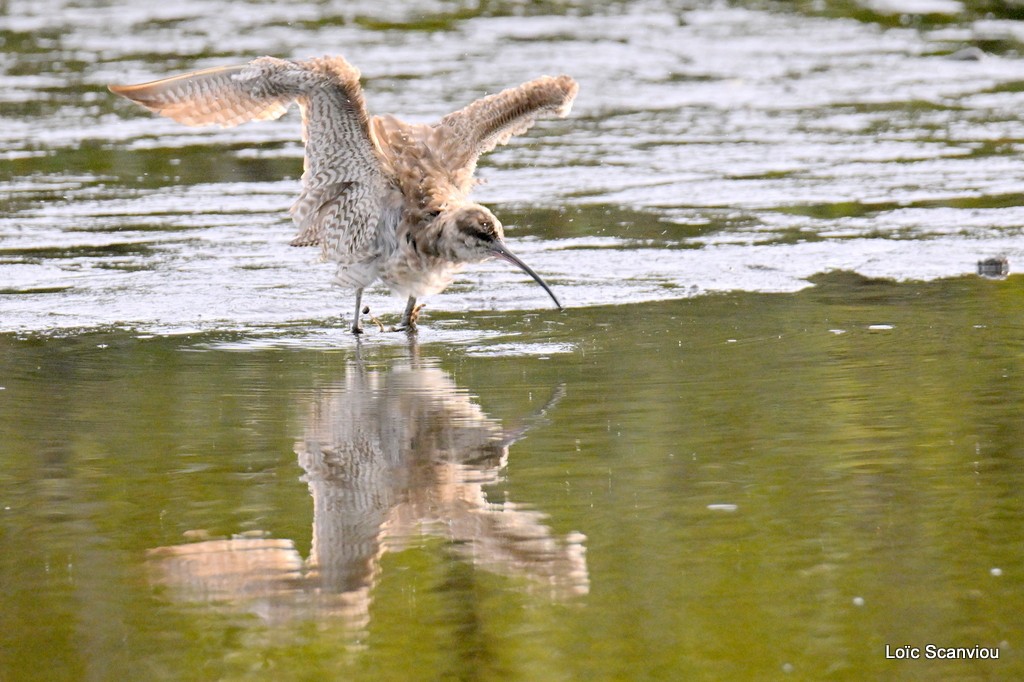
[108,56,578,334]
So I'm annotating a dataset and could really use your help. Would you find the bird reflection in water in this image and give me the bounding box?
[148,350,587,630]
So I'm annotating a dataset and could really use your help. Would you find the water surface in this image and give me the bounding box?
[2,0,1024,679]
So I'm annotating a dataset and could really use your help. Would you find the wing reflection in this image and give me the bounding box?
[148,353,587,630]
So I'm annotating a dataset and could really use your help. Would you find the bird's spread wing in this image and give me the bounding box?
[286,57,385,263]
[435,75,578,191]
[107,62,293,127]
[109,56,385,264]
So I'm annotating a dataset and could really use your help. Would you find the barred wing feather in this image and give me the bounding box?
[435,75,578,192]
[109,56,385,265]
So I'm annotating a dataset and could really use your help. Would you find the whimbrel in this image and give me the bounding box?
[109,56,578,333]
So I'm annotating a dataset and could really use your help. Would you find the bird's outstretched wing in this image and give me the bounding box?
[435,75,578,191]
[109,56,385,268]
[107,62,293,127]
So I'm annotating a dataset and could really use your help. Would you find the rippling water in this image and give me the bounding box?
[2,1,1024,680]
[5,0,1024,333]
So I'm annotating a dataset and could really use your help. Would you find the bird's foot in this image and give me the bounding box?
[389,303,425,333]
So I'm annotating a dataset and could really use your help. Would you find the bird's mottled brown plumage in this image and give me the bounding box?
[109,55,578,333]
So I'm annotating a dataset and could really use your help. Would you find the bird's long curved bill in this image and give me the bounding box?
[489,243,562,310]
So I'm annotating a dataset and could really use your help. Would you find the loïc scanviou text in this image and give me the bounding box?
[885,644,999,660]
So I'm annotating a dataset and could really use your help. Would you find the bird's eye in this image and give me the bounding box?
[425,210,440,220]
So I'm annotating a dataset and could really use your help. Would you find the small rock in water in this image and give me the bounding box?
[977,257,1009,279]
[947,46,986,61]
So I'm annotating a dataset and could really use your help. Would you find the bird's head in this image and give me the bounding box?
[437,204,562,310]
[440,205,504,262]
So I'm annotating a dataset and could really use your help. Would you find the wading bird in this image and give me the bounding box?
[109,56,577,333]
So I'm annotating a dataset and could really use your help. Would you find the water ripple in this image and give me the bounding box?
[3,0,1024,335]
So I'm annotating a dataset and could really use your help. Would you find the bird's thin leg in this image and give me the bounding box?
[351,288,364,335]
[400,296,417,329]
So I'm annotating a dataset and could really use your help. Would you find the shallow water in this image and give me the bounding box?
[2,0,1024,679]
